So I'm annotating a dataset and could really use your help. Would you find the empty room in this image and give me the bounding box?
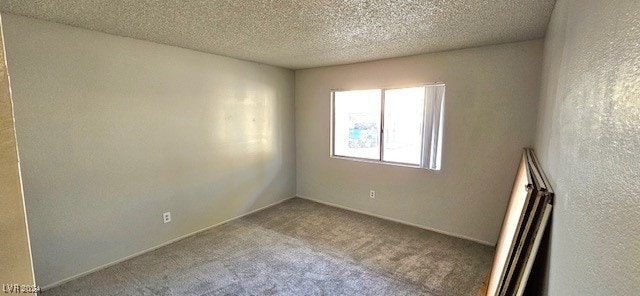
[1,0,638,295]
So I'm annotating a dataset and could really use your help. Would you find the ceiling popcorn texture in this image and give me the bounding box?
[0,0,555,69]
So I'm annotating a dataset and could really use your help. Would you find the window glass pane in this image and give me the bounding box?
[383,87,425,165]
[333,89,381,160]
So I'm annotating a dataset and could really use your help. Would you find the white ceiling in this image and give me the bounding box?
[0,1,555,69]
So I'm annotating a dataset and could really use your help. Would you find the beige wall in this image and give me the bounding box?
[295,40,543,245]
[2,14,295,288]
[0,14,35,290]
[534,0,640,294]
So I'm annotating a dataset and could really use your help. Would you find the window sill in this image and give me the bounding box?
[330,155,440,171]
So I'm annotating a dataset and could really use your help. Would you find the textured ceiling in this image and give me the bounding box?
[0,1,555,69]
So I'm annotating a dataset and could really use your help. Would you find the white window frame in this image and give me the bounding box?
[330,83,445,170]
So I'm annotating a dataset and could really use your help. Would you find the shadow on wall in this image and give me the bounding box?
[206,79,284,213]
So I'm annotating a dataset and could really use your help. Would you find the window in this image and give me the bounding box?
[331,84,445,170]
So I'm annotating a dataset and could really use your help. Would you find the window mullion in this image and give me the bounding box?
[379,89,385,162]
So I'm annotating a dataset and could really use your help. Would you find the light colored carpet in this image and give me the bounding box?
[42,198,494,296]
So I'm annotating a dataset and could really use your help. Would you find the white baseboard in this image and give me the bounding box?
[40,196,296,291]
[297,195,495,247]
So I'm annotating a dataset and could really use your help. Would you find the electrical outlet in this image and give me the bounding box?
[370,190,375,199]
[163,212,171,223]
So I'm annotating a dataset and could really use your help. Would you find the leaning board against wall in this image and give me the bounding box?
[485,148,553,296]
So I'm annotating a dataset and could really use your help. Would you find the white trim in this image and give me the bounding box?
[329,82,446,92]
[40,196,296,291]
[297,195,494,247]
